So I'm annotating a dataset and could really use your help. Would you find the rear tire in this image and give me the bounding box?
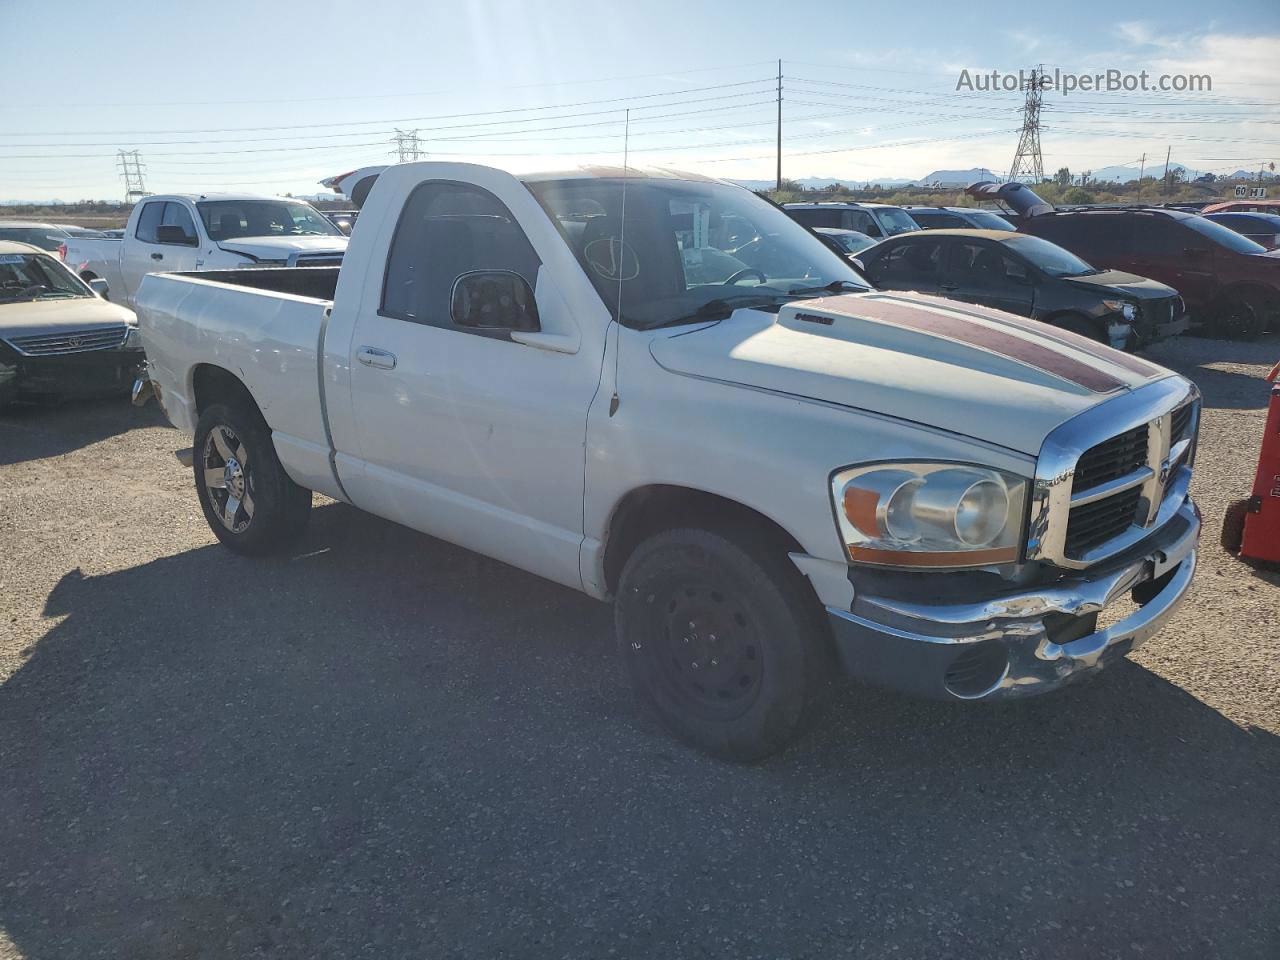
[193,401,311,555]
[1210,293,1264,341]
[615,526,828,762]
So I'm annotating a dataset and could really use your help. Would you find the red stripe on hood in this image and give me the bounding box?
[884,293,1164,379]
[819,297,1127,394]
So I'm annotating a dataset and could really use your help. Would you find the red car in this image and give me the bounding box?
[966,183,1280,339]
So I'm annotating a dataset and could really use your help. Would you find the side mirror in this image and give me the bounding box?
[88,277,110,299]
[450,271,540,332]
[156,225,197,246]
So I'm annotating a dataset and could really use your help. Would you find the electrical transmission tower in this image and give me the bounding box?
[1006,66,1045,184]
[391,129,424,163]
[117,149,149,201]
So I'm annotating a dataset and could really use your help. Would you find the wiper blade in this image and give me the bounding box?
[646,292,797,330]
[788,279,867,295]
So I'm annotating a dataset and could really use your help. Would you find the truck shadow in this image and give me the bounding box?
[0,396,167,466]
[1,501,1277,958]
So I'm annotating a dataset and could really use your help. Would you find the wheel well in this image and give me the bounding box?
[1219,282,1276,306]
[601,485,804,596]
[191,364,260,420]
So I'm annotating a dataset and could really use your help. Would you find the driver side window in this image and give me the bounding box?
[381,181,541,334]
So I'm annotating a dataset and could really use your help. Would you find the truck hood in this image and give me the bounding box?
[0,296,137,335]
[1061,269,1176,301]
[649,291,1171,456]
[216,235,348,261]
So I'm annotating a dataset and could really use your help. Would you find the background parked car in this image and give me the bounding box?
[854,228,1186,348]
[1205,211,1280,249]
[965,181,1280,339]
[1018,207,1280,339]
[52,225,109,239]
[814,226,876,257]
[903,206,1016,231]
[0,241,143,402]
[0,221,71,256]
[783,201,921,240]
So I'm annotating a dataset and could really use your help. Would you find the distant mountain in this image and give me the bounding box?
[1088,162,1207,183]
[914,168,1000,187]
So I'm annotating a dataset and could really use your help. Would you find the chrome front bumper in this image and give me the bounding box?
[828,497,1200,701]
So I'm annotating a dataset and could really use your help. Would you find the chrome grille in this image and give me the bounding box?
[1026,379,1199,570]
[1065,486,1144,558]
[1073,424,1148,493]
[1171,403,1194,445]
[5,324,129,356]
[292,253,344,268]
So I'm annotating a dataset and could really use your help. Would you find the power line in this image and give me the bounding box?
[3,79,776,138]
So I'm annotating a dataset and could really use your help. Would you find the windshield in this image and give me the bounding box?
[1183,214,1268,255]
[197,200,342,241]
[527,178,869,329]
[966,211,1015,230]
[877,207,920,236]
[1003,234,1097,277]
[0,252,89,303]
[0,227,66,252]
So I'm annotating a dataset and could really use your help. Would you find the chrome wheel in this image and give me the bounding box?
[202,424,255,533]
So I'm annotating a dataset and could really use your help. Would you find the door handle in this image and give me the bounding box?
[357,346,397,370]
[151,253,164,261]
[940,283,958,291]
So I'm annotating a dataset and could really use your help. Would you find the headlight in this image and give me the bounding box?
[832,462,1028,569]
[1101,299,1136,321]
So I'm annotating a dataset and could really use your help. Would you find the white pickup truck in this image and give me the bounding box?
[65,193,348,307]
[134,162,1201,759]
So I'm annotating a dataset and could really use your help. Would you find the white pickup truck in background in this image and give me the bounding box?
[65,193,348,307]
[134,162,1201,759]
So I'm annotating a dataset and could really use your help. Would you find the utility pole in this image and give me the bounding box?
[116,149,148,202]
[1138,152,1146,183]
[392,128,423,163]
[1007,65,1045,184]
[776,59,783,192]
[1162,145,1172,195]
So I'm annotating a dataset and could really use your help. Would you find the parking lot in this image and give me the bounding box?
[0,334,1277,959]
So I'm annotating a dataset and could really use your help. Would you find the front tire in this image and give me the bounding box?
[193,402,311,555]
[615,527,828,761]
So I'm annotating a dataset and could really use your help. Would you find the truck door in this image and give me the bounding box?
[121,200,200,304]
[941,238,1034,316]
[333,174,604,590]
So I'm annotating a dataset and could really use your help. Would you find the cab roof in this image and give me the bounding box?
[891,228,1031,241]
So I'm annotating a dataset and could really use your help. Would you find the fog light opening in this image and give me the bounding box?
[943,640,1010,699]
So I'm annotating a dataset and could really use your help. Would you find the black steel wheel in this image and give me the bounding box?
[616,526,828,761]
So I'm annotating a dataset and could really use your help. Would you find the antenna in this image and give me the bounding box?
[608,109,629,418]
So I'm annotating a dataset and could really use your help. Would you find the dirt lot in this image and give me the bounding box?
[1,334,1278,959]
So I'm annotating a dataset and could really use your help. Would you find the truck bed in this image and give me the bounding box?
[134,268,343,500]
[171,266,340,302]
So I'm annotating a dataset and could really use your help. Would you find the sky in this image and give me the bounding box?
[2,0,1278,202]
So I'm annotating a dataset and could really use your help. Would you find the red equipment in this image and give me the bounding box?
[1223,361,1280,566]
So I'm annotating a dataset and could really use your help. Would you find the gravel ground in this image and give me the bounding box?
[1,334,1278,960]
